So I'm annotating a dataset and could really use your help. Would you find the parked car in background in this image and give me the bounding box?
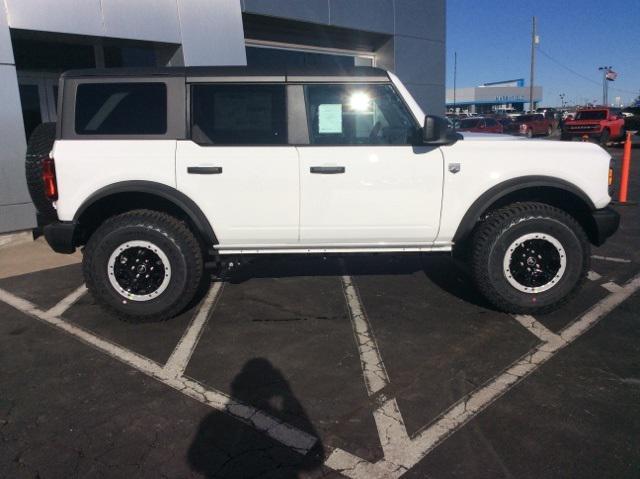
[561,107,626,144]
[513,113,554,138]
[496,116,519,134]
[456,117,503,134]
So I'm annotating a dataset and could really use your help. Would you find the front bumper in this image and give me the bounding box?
[562,131,603,139]
[590,206,620,246]
[43,221,78,254]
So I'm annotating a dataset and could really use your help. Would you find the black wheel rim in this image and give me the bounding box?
[509,239,561,287]
[113,247,166,296]
[504,233,567,293]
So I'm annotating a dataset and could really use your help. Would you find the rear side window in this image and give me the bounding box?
[191,84,286,145]
[75,82,167,135]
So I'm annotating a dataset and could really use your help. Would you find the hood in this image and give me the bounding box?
[459,132,527,141]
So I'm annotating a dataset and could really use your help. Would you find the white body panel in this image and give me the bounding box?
[436,133,612,242]
[297,146,444,244]
[51,74,613,255]
[175,141,299,246]
[53,140,177,221]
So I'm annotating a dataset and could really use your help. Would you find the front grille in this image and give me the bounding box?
[566,124,599,131]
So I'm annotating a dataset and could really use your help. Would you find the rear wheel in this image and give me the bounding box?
[471,202,589,314]
[526,128,533,138]
[83,210,204,322]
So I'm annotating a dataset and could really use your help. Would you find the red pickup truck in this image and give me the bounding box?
[561,107,626,144]
[514,114,554,138]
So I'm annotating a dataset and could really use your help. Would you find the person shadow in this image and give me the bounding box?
[188,358,326,478]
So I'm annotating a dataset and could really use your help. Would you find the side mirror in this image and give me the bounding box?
[423,115,460,145]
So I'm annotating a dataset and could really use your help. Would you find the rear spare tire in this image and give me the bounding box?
[471,202,589,314]
[25,122,57,221]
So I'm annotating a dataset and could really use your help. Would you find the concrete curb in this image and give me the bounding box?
[0,230,33,249]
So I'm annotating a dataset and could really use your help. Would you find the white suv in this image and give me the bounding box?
[27,66,619,321]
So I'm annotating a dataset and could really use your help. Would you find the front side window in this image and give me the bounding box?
[75,82,166,135]
[191,84,286,145]
[304,84,419,145]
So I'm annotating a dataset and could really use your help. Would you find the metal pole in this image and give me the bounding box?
[529,16,536,112]
[453,51,457,113]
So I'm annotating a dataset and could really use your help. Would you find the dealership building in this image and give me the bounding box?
[446,79,542,115]
[0,0,445,234]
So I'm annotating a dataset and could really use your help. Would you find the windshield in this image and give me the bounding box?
[459,119,480,128]
[576,110,607,120]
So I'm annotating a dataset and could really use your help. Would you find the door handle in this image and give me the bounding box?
[187,166,222,175]
[310,166,345,174]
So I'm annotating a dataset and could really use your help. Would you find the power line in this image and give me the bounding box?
[537,47,638,96]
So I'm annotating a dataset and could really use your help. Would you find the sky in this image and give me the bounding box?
[446,0,640,107]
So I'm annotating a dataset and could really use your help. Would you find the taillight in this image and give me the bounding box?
[42,156,58,201]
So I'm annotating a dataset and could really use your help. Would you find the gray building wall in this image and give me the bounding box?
[241,0,446,113]
[0,0,445,234]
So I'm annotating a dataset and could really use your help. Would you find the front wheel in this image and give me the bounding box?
[599,128,610,145]
[83,210,204,322]
[471,202,589,314]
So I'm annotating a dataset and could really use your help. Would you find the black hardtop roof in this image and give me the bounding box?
[61,65,390,81]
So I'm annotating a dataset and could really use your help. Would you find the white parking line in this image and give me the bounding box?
[44,284,87,318]
[0,285,318,455]
[329,273,640,478]
[163,282,223,378]
[601,281,623,293]
[340,273,390,396]
[591,255,632,264]
[587,270,601,281]
[2,271,639,479]
[512,315,562,342]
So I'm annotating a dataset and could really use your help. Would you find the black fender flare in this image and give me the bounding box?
[74,181,218,245]
[452,175,596,244]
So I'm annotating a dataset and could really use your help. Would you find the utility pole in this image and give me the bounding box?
[529,16,537,112]
[598,66,612,106]
[453,51,457,113]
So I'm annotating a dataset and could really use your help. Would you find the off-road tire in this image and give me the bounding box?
[471,202,590,314]
[83,210,204,322]
[25,122,57,220]
[599,128,610,145]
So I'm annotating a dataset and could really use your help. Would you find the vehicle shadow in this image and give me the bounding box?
[187,358,325,478]
[223,253,496,311]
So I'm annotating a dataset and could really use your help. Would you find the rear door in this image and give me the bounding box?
[297,83,443,245]
[176,83,299,247]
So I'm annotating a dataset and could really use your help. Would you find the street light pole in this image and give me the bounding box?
[529,16,537,112]
[453,51,457,113]
[598,66,612,106]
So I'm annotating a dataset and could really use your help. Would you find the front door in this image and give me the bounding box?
[176,83,299,248]
[297,83,443,245]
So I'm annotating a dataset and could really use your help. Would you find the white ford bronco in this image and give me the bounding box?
[27,66,619,321]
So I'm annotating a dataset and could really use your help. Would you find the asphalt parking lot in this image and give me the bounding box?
[1,145,639,478]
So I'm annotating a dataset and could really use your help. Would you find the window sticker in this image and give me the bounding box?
[318,104,342,134]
